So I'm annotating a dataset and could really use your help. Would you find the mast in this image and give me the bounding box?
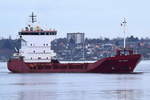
[29,12,37,23]
[122,18,127,49]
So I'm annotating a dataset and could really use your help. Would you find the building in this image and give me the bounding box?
[67,32,85,44]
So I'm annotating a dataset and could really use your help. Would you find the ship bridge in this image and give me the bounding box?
[19,13,57,62]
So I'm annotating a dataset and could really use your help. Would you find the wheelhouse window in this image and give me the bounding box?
[38,57,41,59]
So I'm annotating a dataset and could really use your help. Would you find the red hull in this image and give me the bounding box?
[7,54,141,73]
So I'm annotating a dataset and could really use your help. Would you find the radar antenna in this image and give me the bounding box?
[29,12,37,23]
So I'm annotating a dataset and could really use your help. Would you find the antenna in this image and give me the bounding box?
[29,12,37,23]
[122,18,127,49]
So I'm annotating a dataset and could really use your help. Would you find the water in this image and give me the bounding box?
[0,61,150,100]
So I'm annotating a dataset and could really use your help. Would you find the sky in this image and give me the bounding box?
[0,0,150,39]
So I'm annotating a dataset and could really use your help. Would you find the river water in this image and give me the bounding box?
[0,61,150,100]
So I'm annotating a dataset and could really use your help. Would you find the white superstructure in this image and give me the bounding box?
[18,13,57,62]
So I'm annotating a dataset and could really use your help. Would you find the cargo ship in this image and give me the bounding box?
[7,13,141,73]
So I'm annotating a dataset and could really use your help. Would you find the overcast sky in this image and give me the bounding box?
[0,0,150,39]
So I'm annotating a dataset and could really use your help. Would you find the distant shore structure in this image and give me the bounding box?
[67,32,84,44]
